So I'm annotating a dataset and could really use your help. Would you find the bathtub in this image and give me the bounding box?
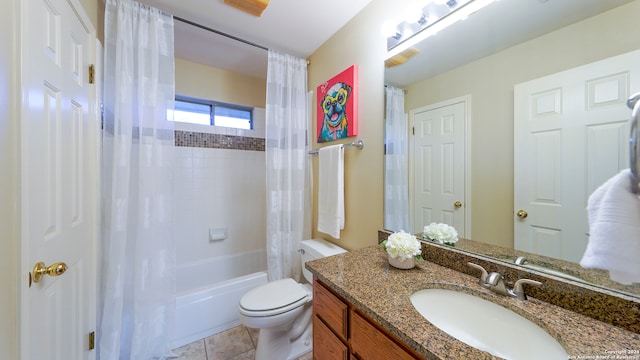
[172,249,268,349]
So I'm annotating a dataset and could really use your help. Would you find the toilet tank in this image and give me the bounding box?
[300,239,347,283]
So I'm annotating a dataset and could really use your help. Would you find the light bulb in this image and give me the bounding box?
[403,1,424,23]
[381,19,400,38]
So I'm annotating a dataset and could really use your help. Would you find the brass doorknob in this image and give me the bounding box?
[31,261,68,284]
[516,210,528,219]
[454,201,462,209]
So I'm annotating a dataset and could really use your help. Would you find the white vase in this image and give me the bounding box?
[388,254,415,269]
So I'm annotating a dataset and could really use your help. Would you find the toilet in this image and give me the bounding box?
[238,238,347,360]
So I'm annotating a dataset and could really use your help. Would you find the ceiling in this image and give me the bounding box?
[137,0,374,79]
[137,0,634,86]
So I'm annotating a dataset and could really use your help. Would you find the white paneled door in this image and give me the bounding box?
[21,0,97,358]
[514,50,640,262]
[411,99,467,236]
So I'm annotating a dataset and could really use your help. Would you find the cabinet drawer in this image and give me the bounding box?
[313,315,349,360]
[350,311,419,360]
[314,279,348,340]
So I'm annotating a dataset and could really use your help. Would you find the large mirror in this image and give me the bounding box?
[383,0,640,297]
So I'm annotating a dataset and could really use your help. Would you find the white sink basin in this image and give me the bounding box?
[410,289,568,360]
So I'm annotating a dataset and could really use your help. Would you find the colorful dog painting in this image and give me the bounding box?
[319,82,351,141]
[317,65,358,143]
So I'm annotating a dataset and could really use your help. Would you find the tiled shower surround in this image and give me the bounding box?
[173,124,266,269]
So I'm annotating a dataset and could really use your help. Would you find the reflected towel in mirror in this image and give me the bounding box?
[580,169,640,284]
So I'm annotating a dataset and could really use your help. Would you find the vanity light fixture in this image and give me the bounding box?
[403,1,426,24]
[381,19,403,40]
[385,0,497,59]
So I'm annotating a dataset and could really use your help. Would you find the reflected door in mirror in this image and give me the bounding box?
[412,100,467,235]
[514,50,640,262]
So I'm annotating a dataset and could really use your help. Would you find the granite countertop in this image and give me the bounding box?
[306,245,640,360]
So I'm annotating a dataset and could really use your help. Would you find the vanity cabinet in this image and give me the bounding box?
[313,278,349,360]
[313,278,423,360]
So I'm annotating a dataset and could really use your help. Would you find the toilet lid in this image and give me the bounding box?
[240,278,309,313]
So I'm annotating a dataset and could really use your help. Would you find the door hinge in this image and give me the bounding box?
[412,126,415,135]
[89,64,95,84]
[89,331,95,350]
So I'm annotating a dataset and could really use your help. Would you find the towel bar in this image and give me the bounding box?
[308,140,364,155]
[628,92,640,194]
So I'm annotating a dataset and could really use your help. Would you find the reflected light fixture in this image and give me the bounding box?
[385,47,421,68]
[385,0,496,59]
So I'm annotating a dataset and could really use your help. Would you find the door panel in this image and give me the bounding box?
[412,100,466,235]
[514,50,640,262]
[22,0,96,358]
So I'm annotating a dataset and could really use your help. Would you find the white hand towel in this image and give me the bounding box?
[580,169,640,284]
[317,145,344,239]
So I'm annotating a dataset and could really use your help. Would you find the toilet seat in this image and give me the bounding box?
[239,278,311,317]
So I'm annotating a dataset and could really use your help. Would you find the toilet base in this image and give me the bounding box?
[254,308,313,360]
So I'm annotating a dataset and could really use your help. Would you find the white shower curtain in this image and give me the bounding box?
[384,86,410,232]
[265,50,309,282]
[100,0,176,358]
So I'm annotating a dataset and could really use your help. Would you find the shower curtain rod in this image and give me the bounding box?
[384,84,408,94]
[173,16,269,52]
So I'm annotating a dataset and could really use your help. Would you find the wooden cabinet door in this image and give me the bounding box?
[313,315,349,360]
[350,311,419,360]
[314,279,349,341]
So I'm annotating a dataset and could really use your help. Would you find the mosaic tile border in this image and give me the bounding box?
[175,130,265,151]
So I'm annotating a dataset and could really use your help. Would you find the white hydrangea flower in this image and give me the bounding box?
[423,223,458,244]
[385,230,421,260]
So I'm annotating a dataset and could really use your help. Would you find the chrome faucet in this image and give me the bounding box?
[467,263,541,300]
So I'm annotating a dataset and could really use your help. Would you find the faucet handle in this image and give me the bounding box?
[467,262,489,285]
[486,272,504,286]
[513,278,542,300]
[514,256,528,265]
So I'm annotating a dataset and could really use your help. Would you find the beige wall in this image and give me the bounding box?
[1,0,19,358]
[307,0,390,250]
[404,0,640,248]
[175,58,266,108]
[80,0,104,42]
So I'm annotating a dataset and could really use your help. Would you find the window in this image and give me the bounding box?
[173,95,253,130]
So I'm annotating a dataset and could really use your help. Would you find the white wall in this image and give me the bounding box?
[173,110,267,268]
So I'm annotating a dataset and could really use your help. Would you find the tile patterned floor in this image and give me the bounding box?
[171,325,313,360]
